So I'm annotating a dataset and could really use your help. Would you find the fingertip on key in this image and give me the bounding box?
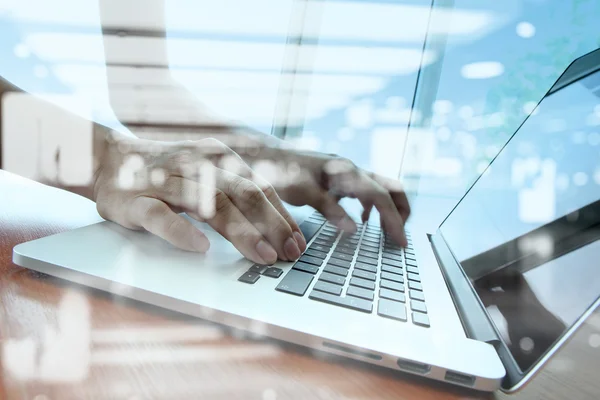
[284,236,301,260]
[338,216,357,233]
[293,230,307,252]
[256,240,278,265]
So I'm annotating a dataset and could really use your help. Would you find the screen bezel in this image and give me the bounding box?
[435,47,600,392]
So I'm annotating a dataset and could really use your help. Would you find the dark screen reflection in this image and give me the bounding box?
[440,60,600,373]
[474,240,600,372]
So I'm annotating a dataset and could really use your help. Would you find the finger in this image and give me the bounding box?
[359,198,374,224]
[128,196,210,252]
[313,191,356,233]
[215,151,306,254]
[219,169,300,261]
[253,174,306,252]
[151,175,280,264]
[207,188,279,265]
[370,174,411,223]
[356,174,407,247]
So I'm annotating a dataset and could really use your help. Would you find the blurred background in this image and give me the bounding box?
[1,0,599,229]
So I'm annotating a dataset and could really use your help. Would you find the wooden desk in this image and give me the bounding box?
[0,170,597,399]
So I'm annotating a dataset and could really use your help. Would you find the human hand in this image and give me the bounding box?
[93,133,306,265]
[252,148,411,246]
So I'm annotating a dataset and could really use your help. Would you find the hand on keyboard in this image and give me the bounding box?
[267,152,411,247]
[93,133,306,265]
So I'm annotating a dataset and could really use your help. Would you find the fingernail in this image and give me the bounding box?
[338,217,356,233]
[256,240,277,265]
[284,236,301,260]
[193,235,210,252]
[293,231,307,252]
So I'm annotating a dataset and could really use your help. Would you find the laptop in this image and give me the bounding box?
[13,49,600,392]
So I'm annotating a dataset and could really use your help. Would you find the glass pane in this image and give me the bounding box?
[286,0,435,176]
[404,0,600,227]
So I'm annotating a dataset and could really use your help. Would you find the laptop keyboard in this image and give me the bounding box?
[238,212,430,328]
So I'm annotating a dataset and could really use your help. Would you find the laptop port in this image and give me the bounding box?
[322,342,383,360]
[444,370,475,387]
[396,358,431,375]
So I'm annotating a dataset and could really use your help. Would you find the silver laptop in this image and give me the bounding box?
[14,49,600,392]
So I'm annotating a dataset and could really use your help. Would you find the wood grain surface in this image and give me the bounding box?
[1,170,598,400]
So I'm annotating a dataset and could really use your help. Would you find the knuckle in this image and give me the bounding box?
[242,184,266,205]
[213,189,232,215]
[164,216,182,237]
[272,218,292,236]
[230,177,264,204]
[200,137,230,154]
[167,150,193,168]
[144,201,170,222]
[261,185,279,202]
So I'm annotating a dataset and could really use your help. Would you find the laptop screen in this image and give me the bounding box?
[438,51,600,373]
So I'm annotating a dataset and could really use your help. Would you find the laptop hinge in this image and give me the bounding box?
[429,231,501,345]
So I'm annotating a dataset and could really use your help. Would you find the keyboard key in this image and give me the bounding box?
[276,270,314,296]
[322,226,337,233]
[382,258,403,268]
[352,269,376,281]
[408,281,423,291]
[314,280,343,296]
[380,279,405,292]
[363,233,380,240]
[336,246,356,256]
[324,265,349,277]
[293,262,320,275]
[358,250,379,260]
[308,215,325,223]
[319,272,346,286]
[314,239,335,247]
[238,271,261,284]
[319,232,337,240]
[309,290,373,313]
[378,298,407,321]
[405,250,415,257]
[330,252,353,262]
[406,266,419,274]
[406,259,418,267]
[299,255,323,266]
[407,272,421,282]
[346,286,375,301]
[411,300,427,314]
[405,254,417,262]
[412,312,430,327]
[383,249,403,257]
[381,264,403,275]
[263,267,283,278]
[361,244,379,253]
[379,288,406,302]
[305,249,328,259]
[362,238,379,246]
[381,271,404,284]
[299,221,322,242]
[350,277,376,290]
[409,290,425,301]
[354,262,377,273]
[249,265,268,274]
[356,256,378,265]
[310,244,331,254]
[383,253,403,262]
[327,258,351,269]
[336,242,357,251]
